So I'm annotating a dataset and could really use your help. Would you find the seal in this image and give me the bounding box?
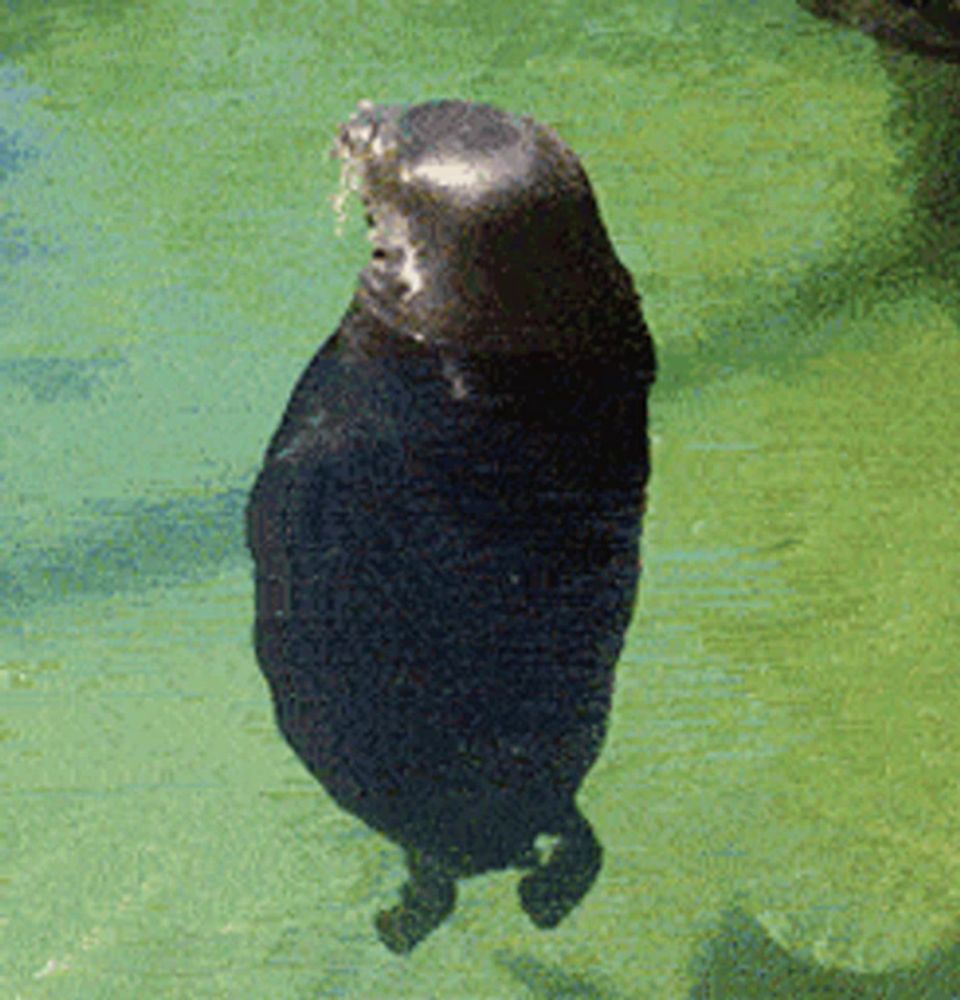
[246,99,656,953]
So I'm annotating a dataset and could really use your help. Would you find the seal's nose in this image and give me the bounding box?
[334,100,406,163]
[335,101,378,159]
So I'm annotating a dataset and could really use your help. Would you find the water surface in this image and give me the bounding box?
[4,1,958,996]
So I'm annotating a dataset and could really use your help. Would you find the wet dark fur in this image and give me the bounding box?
[246,101,655,952]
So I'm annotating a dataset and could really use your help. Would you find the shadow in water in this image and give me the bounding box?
[791,4,960,289]
[658,9,960,403]
[2,486,251,614]
[494,950,629,1000]
[688,908,960,999]
[0,356,125,402]
[647,67,960,398]
[653,224,948,404]
[882,53,960,274]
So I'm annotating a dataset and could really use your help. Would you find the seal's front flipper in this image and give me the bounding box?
[375,851,457,954]
[518,808,603,930]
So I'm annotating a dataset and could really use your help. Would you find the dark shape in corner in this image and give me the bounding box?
[246,99,655,952]
[797,1,960,302]
[689,908,960,999]
[797,1,960,61]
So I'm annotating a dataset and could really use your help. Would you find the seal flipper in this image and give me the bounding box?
[375,849,457,954]
[518,805,603,930]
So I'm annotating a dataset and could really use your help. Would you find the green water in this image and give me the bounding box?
[3,1,958,996]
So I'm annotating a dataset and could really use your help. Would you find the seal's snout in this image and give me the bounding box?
[331,102,403,234]
[336,102,381,161]
[337,114,375,160]
[335,101,409,172]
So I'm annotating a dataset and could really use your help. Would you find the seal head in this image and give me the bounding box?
[335,99,644,359]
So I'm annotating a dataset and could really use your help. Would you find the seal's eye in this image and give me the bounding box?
[365,213,375,228]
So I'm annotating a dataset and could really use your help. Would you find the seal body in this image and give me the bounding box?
[247,100,656,951]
